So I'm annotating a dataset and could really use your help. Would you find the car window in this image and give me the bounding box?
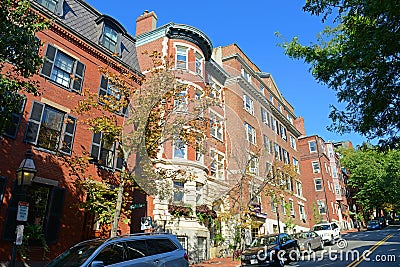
[46,241,103,267]
[125,240,148,260]
[93,243,125,266]
[310,232,317,238]
[313,224,330,231]
[279,234,290,244]
[146,238,178,255]
[250,236,278,247]
[332,223,338,229]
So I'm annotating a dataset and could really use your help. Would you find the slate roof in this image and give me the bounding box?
[31,0,141,75]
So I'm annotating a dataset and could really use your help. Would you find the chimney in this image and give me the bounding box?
[136,10,158,36]
[294,116,306,137]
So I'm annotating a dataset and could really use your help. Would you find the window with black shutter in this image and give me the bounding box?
[98,75,128,117]
[90,132,123,171]
[25,101,77,155]
[1,94,26,139]
[41,44,85,93]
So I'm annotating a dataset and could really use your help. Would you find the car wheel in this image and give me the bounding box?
[274,257,285,267]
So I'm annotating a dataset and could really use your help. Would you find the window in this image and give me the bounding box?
[272,118,279,135]
[98,75,129,116]
[335,183,340,195]
[286,176,293,191]
[195,52,203,75]
[25,101,76,154]
[241,67,251,82]
[176,46,187,69]
[249,183,261,204]
[1,94,26,139]
[3,184,65,243]
[287,114,293,124]
[260,84,264,95]
[332,166,338,178]
[282,149,290,164]
[317,200,326,214]
[309,141,317,153]
[248,155,259,175]
[36,0,64,16]
[173,139,187,159]
[289,200,294,215]
[270,95,274,104]
[41,44,85,93]
[314,178,323,191]
[278,103,283,113]
[271,197,277,212]
[274,143,282,161]
[210,149,224,179]
[281,197,285,213]
[263,135,272,154]
[296,181,302,197]
[293,157,300,173]
[196,183,203,205]
[173,89,188,112]
[210,111,223,140]
[90,132,123,170]
[125,240,147,260]
[100,24,119,53]
[261,108,271,127]
[299,204,305,217]
[290,135,296,150]
[265,162,273,177]
[94,243,125,265]
[245,122,256,144]
[243,94,254,115]
[173,181,184,202]
[280,124,287,141]
[312,161,320,173]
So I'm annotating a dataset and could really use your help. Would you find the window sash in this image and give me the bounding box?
[314,179,322,191]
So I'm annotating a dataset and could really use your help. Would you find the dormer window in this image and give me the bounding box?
[101,24,118,52]
[96,15,126,56]
[36,0,64,16]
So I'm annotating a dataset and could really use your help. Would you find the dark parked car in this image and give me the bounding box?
[45,233,189,267]
[241,233,299,267]
[375,217,387,228]
[292,231,324,254]
[366,220,381,231]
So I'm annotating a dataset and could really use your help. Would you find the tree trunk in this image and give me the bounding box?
[111,180,125,237]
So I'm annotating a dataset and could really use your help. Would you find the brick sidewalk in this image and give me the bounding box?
[190,257,240,267]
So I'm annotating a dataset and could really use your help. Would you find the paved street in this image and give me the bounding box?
[192,226,400,267]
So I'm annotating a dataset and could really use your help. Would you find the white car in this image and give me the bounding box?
[312,222,341,245]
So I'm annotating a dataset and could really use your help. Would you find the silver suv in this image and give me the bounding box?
[45,233,189,267]
[312,222,341,245]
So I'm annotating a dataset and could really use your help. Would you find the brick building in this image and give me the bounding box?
[0,0,141,263]
[212,44,309,240]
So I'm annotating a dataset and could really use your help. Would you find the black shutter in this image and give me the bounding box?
[72,61,85,93]
[41,44,57,78]
[44,187,66,244]
[0,176,5,204]
[24,101,44,144]
[90,132,102,162]
[115,143,123,170]
[2,183,24,241]
[60,115,76,155]
[4,96,26,139]
[98,76,108,103]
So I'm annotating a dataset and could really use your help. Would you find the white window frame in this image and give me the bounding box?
[317,200,326,214]
[290,135,296,150]
[195,52,203,76]
[173,139,187,159]
[241,67,251,83]
[210,149,225,180]
[293,157,300,173]
[173,181,185,203]
[245,122,256,145]
[312,161,320,173]
[314,178,323,191]
[176,45,188,69]
[296,180,302,197]
[210,110,223,141]
[243,94,254,115]
[248,154,259,175]
[309,141,317,153]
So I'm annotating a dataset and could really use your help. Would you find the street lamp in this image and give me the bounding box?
[16,148,37,186]
[10,148,37,267]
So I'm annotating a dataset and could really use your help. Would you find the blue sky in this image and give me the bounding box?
[86,0,368,147]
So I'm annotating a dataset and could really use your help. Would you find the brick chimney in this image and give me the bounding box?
[294,116,306,137]
[136,10,158,36]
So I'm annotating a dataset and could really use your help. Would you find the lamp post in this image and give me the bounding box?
[10,148,37,267]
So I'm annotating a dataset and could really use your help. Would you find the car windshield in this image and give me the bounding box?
[250,236,278,247]
[293,232,308,239]
[369,221,379,225]
[46,240,104,267]
[312,225,331,231]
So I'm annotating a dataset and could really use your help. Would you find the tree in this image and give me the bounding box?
[337,144,400,218]
[64,51,220,237]
[0,0,48,133]
[278,0,400,148]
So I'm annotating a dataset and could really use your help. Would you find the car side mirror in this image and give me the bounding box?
[91,261,105,267]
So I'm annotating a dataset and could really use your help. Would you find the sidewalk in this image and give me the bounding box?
[190,257,240,267]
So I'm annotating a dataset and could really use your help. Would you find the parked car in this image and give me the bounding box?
[45,233,189,267]
[292,231,324,254]
[241,233,299,267]
[374,217,387,228]
[366,220,381,231]
[312,222,341,245]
